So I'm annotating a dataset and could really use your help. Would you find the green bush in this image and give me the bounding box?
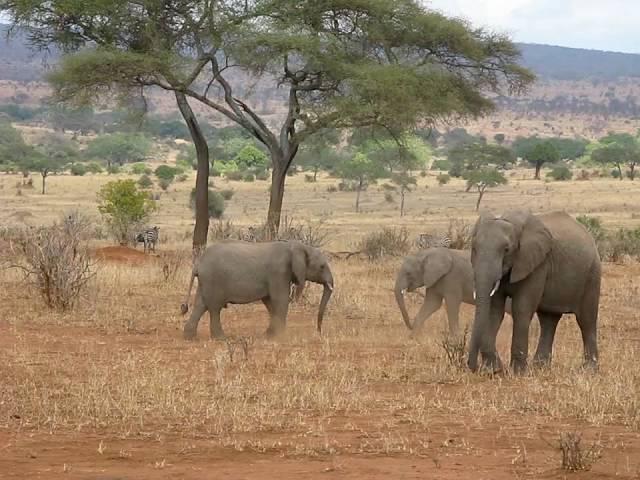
[287,168,298,177]
[576,215,605,242]
[176,173,189,183]
[97,179,156,244]
[611,169,621,179]
[547,165,573,181]
[70,163,87,176]
[437,173,451,185]
[85,162,104,174]
[384,191,395,203]
[137,174,153,189]
[327,185,338,193]
[131,163,148,175]
[225,170,244,181]
[158,178,172,191]
[189,188,225,219]
[304,174,316,183]
[431,159,451,171]
[107,164,121,175]
[154,165,180,182]
[242,172,256,182]
[220,189,235,200]
[210,164,222,177]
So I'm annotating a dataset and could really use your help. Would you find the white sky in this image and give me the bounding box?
[426,0,640,54]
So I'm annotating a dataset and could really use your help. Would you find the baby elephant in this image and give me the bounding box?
[181,240,334,339]
[395,247,512,336]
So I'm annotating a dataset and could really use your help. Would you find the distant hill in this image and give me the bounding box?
[516,43,640,81]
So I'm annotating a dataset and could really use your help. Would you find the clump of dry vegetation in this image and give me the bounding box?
[7,211,96,310]
[556,431,602,471]
[445,218,473,249]
[357,227,410,260]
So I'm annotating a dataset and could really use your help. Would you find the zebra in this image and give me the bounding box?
[136,226,160,253]
[240,226,258,242]
[415,232,451,250]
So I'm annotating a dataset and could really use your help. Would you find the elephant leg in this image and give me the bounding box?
[444,296,461,337]
[265,295,289,338]
[410,290,443,335]
[183,287,207,340]
[208,306,226,340]
[479,295,506,373]
[532,312,561,367]
[262,297,273,315]
[509,298,538,375]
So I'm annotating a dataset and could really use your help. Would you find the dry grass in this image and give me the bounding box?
[2,170,640,477]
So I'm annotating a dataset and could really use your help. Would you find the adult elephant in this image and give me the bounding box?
[181,240,334,339]
[468,210,601,374]
[395,247,513,336]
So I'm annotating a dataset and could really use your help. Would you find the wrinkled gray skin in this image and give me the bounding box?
[469,210,601,375]
[181,240,334,339]
[395,247,513,336]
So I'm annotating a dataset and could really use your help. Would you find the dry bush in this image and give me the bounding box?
[446,218,472,250]
[8,212,96,311]
[276,215,330,248]
[357,227,410,261]
[209,218,239,241]
[158,249,190,282]
[557,432,602,471]
[440,327,469,369]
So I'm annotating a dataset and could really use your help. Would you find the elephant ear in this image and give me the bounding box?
[509,213,553,283]
[422,249,454,289]
[290,242,308,289]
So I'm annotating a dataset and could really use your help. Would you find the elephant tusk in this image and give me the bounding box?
[473,290,476,300]
[401,289,406,295]
[327,284,334,292]
[490,279,501,297]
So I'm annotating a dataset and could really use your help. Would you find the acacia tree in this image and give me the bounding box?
[464,168,507,211]
[1,0,533,238]
[448,142,515,189]
[391,171,417,217]
[591,133,640,180]
[338,151,385,213]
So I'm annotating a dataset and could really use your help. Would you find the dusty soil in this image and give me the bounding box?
[92,246,157,265]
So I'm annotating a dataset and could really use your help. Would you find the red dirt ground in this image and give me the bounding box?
[92,246,156,265]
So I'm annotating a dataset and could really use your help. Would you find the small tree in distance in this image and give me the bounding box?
[97,180,156,245]
[338,152,386,213]
[463,168,507,211]
[391,172,417,217]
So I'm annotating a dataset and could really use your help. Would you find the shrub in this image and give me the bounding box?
[255,170,269,181]
[557,431,602,472]
[176,173,189,183]
[107,164,120,175]
[8,212,95,311]
[137,174,153,189]
[210,164,222,177]
[189,188,225,219]
[287,168,298,176]
[611,169,621,179]
[158,178,172,191]
[445,218,472,249]
[437,173,451,185]
[357,227,410,261]
[154,165,180,182]
[304,174,316,183]
[431,159,451,171]
[577,169,591,181]
[220,189,235,200]
[327,185,338,193]
[70,163,87,176]
[130,163,148,175]
[547,165,573,181]
[97,179,156,245]
[603,228,640,262]
[242,172,256,182]
[85,162,104,174]
[225,170,244,181]
[276,215,329,248]
[209,218,238,241]
[384,191,395,203]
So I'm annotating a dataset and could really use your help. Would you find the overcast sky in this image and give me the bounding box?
[426,0,640,54]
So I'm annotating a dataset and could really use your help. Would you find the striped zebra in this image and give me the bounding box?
[240,226,258,242]
[136,226,160,253]
[415,232,451,250]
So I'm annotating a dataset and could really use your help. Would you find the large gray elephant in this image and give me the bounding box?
[395,247,513,336]
[180,240,334,339]
[468,210,601,374]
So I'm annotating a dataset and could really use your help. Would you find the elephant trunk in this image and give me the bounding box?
[394,281,413,330]
[316,282,333,333]
[468,258,503,372]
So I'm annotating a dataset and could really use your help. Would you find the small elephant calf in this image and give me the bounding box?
[181,240,334,339]
[395,247,512,336]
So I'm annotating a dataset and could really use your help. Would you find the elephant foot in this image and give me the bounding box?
[183,328,198,341]
[479,352,504,376]
[265,326,285,339]
[510,360,528,376]
[580,359,599,374]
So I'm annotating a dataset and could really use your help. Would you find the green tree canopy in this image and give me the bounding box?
[591,132,640,180]
[463,168,507,211]
[86,133,151,169]
[0,119,36,168]
[2,0,533,236]
[233,143,269,172]
[513,138,560,179]
[295,128,343,181]
[338,151,386,213]
[448,142,515,180]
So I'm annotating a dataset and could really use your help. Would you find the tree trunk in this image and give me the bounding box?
[629,164,635,180]
[476,188,484,211]
[617,164,623,180]
[313,167,318,182]
[175,91,209,257]
[267,166,287,239]
[534,162,542,180]
[41,172,46,195]
[355,179,362,213]
[400,190,405,217]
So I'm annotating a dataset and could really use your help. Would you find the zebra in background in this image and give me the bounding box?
[240,226,258,242]
[415,232,451,250]
[136,226,160,253]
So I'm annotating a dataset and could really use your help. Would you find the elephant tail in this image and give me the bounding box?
[180,267,198,315]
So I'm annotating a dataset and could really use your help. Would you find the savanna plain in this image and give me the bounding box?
[1,167,640,479]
